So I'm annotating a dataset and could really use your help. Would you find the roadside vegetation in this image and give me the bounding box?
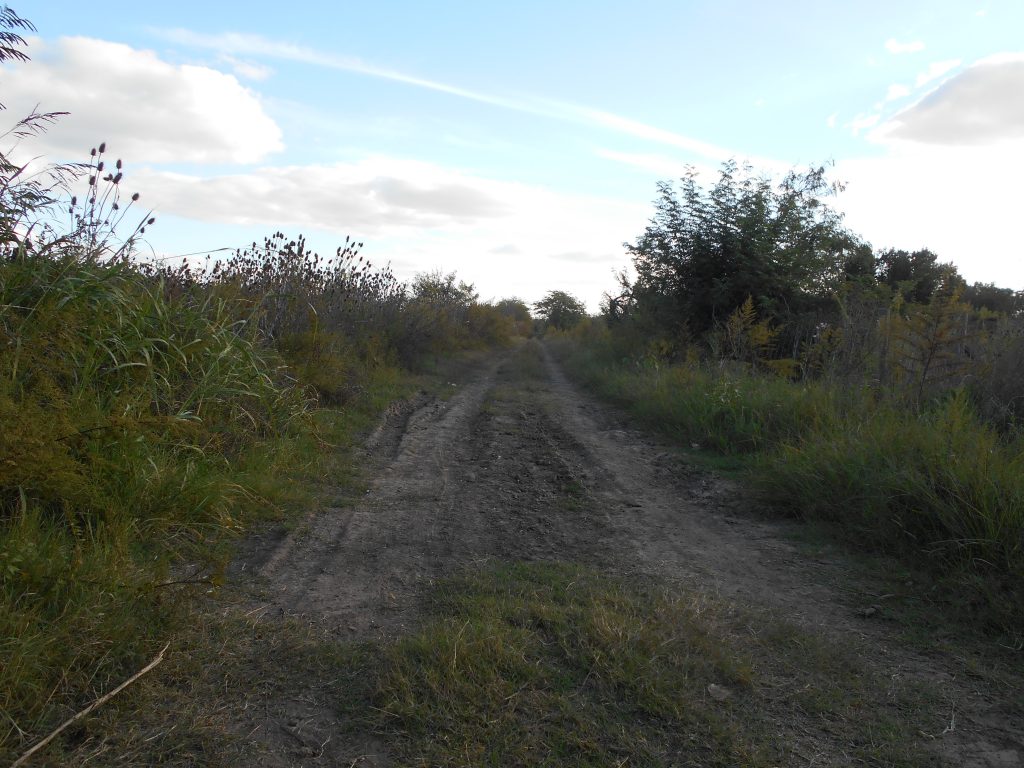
[3,5,1021,764]
[341,562,937,767]
[0,12,528,759]
[549,161,1024,634]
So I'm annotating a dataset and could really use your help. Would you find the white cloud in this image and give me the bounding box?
[218,55,273,81]
[489,244,520,255]
[157,28,545,115]
[572,107,783,169]
[848,113,881,136]
[838,53,1024,289]
[132,155,648,310]
[596,149,691,177]
[134,157,511,235]
[915,59,961,88]
[826,113,838,129]
[885,38,925,55]
[836,142,1024,289]
[0,37,282,164]
[885,83,911,101]
[879,53,1024,145]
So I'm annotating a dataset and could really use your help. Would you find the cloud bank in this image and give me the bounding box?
[882,54,1024,145]
[0,36,282,164]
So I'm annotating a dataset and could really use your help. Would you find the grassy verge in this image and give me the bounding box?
[34,562,942,767]
[0,247,437,761]
[550,334,1024,635]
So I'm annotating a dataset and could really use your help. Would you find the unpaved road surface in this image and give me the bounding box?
[232,342,1023,767]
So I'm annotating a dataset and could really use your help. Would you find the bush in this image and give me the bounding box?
[758,394,1024,583]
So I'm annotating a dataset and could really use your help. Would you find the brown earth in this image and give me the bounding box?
[227,341,1023,767]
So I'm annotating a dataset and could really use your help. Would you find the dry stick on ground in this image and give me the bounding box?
[11,643,170,768]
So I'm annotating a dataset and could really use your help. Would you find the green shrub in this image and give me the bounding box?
[758,394,1024,582]
[0,246,318,748]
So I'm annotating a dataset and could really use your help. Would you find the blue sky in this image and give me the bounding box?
[7,0,1024,307]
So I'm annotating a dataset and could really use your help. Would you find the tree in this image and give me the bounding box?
[623,161,864,337]
[495,297,531,323]
[533,290,587,330]
[961,282,1024,316]
[875,248,956,303]
[494,297,532,334]
[411,270,478,309]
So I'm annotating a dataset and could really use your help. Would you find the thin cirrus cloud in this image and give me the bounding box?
[878,53,1024,145]
[155,27,751,166]
[0,36,282,164]
[914,59,961,88]
[885,38,925,55]
[885,84,911,101]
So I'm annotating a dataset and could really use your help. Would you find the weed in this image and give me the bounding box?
[336,563,937,767]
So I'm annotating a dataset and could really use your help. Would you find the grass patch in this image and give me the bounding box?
[338,562,938,767]
[756,392,1024,630]
[7,565,945,765]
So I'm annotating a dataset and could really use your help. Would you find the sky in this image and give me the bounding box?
[4,0,1024,309]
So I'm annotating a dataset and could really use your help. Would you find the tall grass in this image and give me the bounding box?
[758,394,1024,581]
[0,136,519,756]
[551,327,1024,632]
[0,245,314,749]
[554,324,844,453]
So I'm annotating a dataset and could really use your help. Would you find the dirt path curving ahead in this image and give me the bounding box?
[231,341,1023,767]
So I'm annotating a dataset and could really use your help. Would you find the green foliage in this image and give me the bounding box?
[0,242,317,744]
[553,332,839,454]
[340,562,934,767]
[533,289,587,331]
[758,394,1024,628]
[875,248,954,304]
[366,563,760,766]
[961,282,1024,315]
[623,161,863,337]
[494,297,533,335]
[716,296,781,367]
[553,333,1024,632]
[883,288,974,407]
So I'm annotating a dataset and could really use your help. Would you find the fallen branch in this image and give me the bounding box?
[11,643,170,768]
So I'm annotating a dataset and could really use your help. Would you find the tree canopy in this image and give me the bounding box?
[621,161,866,336]
[533,290,587,330]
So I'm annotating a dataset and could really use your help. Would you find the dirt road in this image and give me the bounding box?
[232,341,1022,767]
